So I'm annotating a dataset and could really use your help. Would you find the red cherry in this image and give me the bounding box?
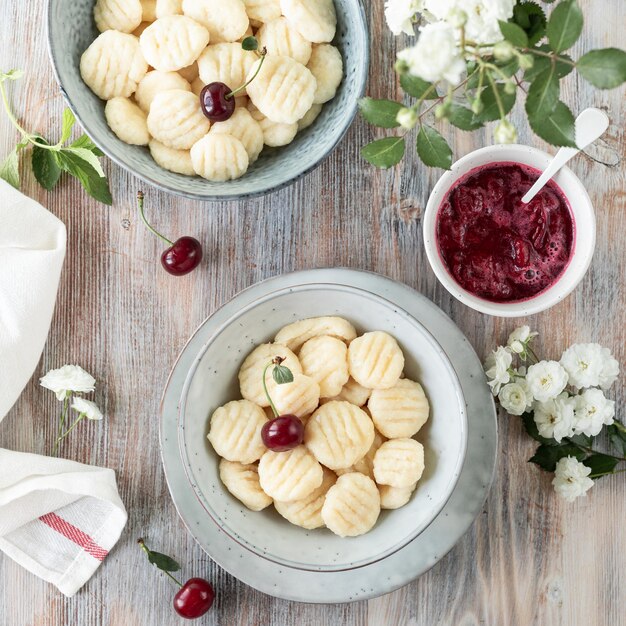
[262,415,304,451]
[173,577,215,619]
[161,236,203,276]
[200,82,235,122]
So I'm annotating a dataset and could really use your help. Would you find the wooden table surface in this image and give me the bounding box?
[1,0,625,624]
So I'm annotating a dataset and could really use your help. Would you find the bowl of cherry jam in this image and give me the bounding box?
[423,145,596,317]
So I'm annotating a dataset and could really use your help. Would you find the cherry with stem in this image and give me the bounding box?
[137,191,203,276]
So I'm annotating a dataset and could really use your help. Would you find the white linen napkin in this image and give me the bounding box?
[0,449,128,596]
[0,178,67,422]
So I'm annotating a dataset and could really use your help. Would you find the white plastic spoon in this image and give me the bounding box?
[521,107,609,204]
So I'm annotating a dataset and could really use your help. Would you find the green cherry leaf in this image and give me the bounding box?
[358,97,403,128]
[513,1,547,46]
[399,74,438,99]
[0,148,20,188]
[528,100,576,147]
[546,0,583,53]
[416,125,452,170]
[241,36,258,51]
[521,412,559,446]
[498,20,529,47]
[582,453,619,478]
[147,550,182,573]
[61,108,76,144]
[525,66,559,118]
[448,104,483,131]
[528,443,584,472]
[272,364,294,385]
[361,137,405,168]
[577,48,626,89]
[32,142,63,191]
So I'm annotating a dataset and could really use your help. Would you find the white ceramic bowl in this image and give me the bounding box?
[178,282,468,572]
[423,144,596,317]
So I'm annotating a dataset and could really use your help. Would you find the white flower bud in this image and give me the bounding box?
[518,54,534,70]
[447,8,467,28]
[493,41,515,62]
[494,119,518,144]
[396,107,418,129]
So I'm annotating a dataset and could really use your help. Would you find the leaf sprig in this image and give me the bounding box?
[360,0,626,170]
[0,69,112,204]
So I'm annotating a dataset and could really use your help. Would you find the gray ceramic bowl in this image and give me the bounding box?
[47,0,369,200]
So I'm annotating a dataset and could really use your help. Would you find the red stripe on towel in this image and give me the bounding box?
[39,512,108,561]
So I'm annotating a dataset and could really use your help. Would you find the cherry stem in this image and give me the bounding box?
[137,539,183,587]
[226,49,267,99]
[137,191,173,247]
[262,361,280,418]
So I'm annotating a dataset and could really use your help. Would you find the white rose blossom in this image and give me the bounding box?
[559,343,604,389]
[498,381,532,416]
[397,21,465,85]
[484,345,513,395]
[597,346,620,390]
[40,365,96,400]
[552,456,594,503]
[384,0,423,36]
[526,360,569,403]
[533,393,576,442]
[506,325,537,355]
[572,388,615,437]
[71,397,104,421]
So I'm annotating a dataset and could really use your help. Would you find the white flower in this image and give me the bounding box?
[384,0,423,36]
[396,107,418,129]
[526,360,569,403]
[71,397,104,421]
[397,22,465,84]
[572,388,615,437]
[425,0,515,45]
[597,346,620,390]
[533,393,576,442]
[559,343,603,389]
[507,325,537,354]
[552,456,594,503]
[498,382,532,416]
[484,345,513,395]
[494,119,518,144]
[40,365,96,401]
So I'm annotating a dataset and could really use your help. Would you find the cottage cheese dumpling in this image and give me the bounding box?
[191,134,249,181]
[149,140,195,175]
[373,438,425,488]
[147,89,210,149]
[304,401,374,470]
[335,430,385,479]
[198,43,257,96]
[322,376,371,407]
[272,374,320,418]
[258,445,323,502]
[307,44,342,104]
[275,316,357,352]
[256,17,312,65]
[80,32,148,100]
[219,459,272,511]
[247,104,298,147]
[135,70,191,113]
[156,0,183,17]
[243,0,281,25]
[348,331,404,389]
[274,466,336,529]
[210,109,264,162]
[182,0,249,43]
[246,55,316,125]
[297,103,323,131]
[368,378,430,438]
[207,399,268,464]
[299,336,349,398]
[105,98,150,145]
[321,473,380,537]
[378,483,416,510]
[280,0,336,43]
[94,0,143,33]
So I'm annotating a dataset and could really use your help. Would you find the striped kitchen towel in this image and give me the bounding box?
[0,448,127,596]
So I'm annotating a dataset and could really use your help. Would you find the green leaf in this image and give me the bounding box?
[498,20,528,47]
[475,82,516,122]
[577,48,626,89]
[566,433,593,447]
[524,49,573,82]
[496,57,520,78]
[399,74,438,99]
[32,143,62,191]
[448,104,483,131]
[358,97,402,128]
[546,0,583,53]
[0,69,24,82]
[61,109,76,144]
[70,134,104,156]
[529,444,584,472]
[272,364,294,385]
[63,147,105,178]
[582,453,619,477]
[361,137,405,168]
[55,150,112,205]
[147,550,181,572]
[241,36,258,51]
[607,424,626,457]
[521,412,559,446]
[0,148,20,188]
[525,66,559,118]
[513,1,547,46]
[528,100,576,147]
[416,125,452,170]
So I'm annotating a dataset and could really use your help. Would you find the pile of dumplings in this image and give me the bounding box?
[207,316,430,538]
[80,0,344,181]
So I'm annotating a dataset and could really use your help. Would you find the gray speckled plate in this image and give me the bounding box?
[46,0,369,201]
[159,269,497,603]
